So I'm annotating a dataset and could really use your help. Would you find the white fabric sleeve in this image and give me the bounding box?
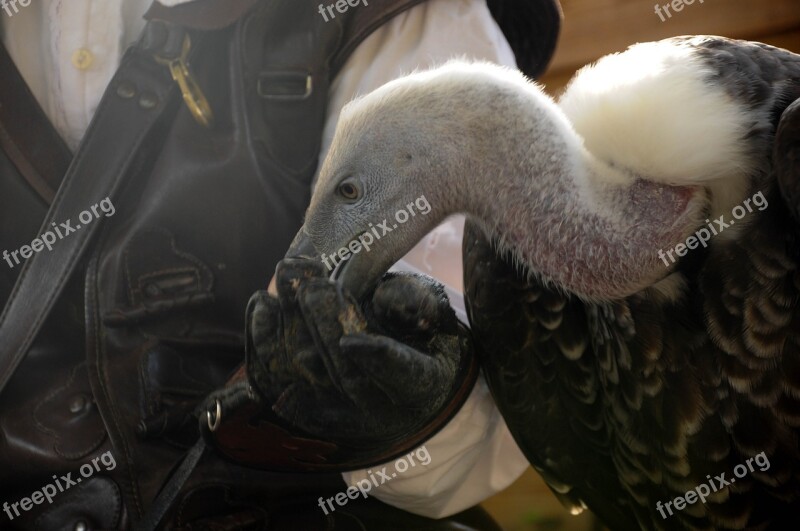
[325,0,530,519]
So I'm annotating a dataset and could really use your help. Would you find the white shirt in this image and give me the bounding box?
[2,0,529,518]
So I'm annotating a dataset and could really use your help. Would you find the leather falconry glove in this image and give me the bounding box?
[201,237,477,471]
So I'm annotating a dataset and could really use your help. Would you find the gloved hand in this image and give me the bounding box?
[245,256,470,446]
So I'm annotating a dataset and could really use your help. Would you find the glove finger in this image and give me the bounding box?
[337,333,461,408]
[295,278,367,394]
[274,257,329,314]
[247,290,283,362]
[274,257,329,298]
[246,286,339,396]
[245,290,289,401]
[273,258,329,351]
[367,273,458,342]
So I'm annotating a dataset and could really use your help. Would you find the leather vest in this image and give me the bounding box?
[0,0,560,528]
[0,0,425,526]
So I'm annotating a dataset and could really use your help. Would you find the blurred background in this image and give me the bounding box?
[478,0,800,529]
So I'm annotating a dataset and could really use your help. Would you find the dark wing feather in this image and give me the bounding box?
[776,98,800,225]
[693,189,800,530]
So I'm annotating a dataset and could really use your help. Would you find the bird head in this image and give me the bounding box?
[301,67,476,299]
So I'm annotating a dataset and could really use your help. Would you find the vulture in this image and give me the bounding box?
[300,36,800,530]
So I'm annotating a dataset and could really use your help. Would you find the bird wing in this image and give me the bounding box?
[464,208,800,529]
[776,97,800,225]
[463,220,640,530]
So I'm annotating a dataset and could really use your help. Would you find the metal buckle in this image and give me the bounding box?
[257,70,313,100]
[206,399,222,432]
[155,34,214,128]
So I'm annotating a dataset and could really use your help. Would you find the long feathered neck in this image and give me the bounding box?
[448,89,702,300]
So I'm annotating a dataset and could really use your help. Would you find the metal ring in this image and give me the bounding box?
[170,61,214,127]
[206,399,222,432]
[154,34,214,128]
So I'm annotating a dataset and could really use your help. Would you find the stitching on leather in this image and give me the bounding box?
[108,477,124,528]
[135,268,201,299]
[123,227,214,305]
[32,362,108,460]
[90,251,145,517]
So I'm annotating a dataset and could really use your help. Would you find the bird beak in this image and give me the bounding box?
[285,227,383,302]
[285,228,320,260]
[331,240,388,302]
[334,257,369,301]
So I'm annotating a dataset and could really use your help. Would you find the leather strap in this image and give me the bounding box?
[134,438,208,531]
[0,24,190,396]
[145,0,259,30]
[0,43,72,204]
[329,0,426,75]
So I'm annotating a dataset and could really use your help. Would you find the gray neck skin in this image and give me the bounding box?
[436,98,699,301]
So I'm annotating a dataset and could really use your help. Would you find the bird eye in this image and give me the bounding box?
[337,180,361,201]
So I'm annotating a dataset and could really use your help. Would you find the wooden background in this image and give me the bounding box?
[540,0,800,95]
[480,0,800,529]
